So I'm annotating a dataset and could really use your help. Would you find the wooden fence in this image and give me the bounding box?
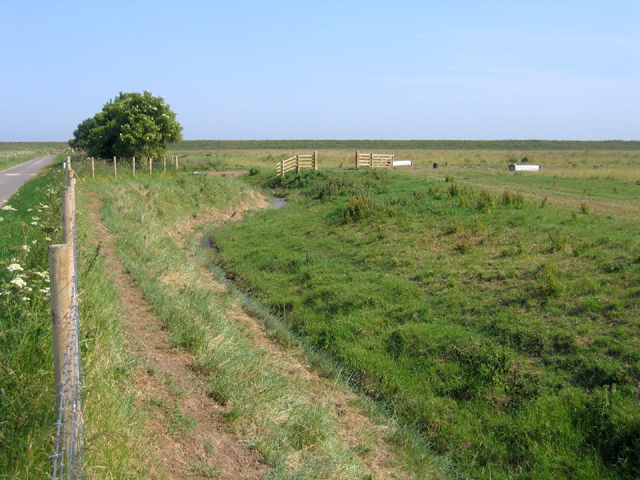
[277,152,318,176]
[355,151,395,170]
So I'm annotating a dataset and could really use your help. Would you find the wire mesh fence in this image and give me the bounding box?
[50,160,83,479]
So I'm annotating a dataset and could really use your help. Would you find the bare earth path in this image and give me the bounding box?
[87,199,266,479]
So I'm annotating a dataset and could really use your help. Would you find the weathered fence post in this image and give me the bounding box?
[314,151,318,170]
[132,157,136,176]
[176,155,179,170]
[49,244,75,406]
[91,157,94,179]
[355,151,360,170]
[296,155,300,174]
[62,190,75,251]
[280,159,285,177]
[163,156,166,173]
[113,156,117,178]
[66,157,76,191]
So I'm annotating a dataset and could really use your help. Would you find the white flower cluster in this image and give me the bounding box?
[2,205,17,211]
[10,277,27,288]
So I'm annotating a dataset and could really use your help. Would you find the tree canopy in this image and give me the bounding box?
[69,91,183,159]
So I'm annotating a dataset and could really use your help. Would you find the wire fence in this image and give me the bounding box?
[50,158,83,479]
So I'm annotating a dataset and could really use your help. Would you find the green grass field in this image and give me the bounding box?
[211,163,640,479]
[0,142,66,171]
[2,144,639,478]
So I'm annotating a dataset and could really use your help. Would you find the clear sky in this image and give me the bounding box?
[1,0,638,141]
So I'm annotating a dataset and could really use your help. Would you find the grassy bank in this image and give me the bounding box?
[211,167,640,479]
[74,166,439,479]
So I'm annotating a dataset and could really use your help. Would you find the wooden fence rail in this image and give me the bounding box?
[355,151,395,170]
[277,152,318,176]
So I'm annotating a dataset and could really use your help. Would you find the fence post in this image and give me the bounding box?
[91,157,94,179]
[355,151,359,170]
[66,158,75,191]
[296,155,300,174]
[163,156,166,173]
[176,155,179,170]
[148,158,152,174]
[314,151,318,170]
[113,156,117,178]
[62,189,75,250]
[49,244,74,407]
[132,157,136,176]
[280,159,285,177]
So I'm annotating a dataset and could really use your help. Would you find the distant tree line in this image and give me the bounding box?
[169,139,640,151]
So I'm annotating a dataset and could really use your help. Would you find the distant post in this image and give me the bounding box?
[148,158,152,174]
[113,156,117,178]
[175,156,179,170]
[132,157,136,176]
[355,151,360,170]
[91,157,94,179]
[313,151,318,170]
[163,156,166,173]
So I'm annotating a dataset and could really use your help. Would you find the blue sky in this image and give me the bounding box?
[1,1,638,141]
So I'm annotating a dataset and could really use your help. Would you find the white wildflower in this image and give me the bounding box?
[22,297,29,302]
[1,205,17,211]
[27,208,32,212]
[40,287,50,296]
[32,216,40,221]
[0,217,3,222]
[24,287,32,293]
[10,277,27,288]
[34,271,48,279]
[31,222,38,226]
[7,263,23,272]
[31,239,37,244]
[21,245,30,252]
[45,237,51,241]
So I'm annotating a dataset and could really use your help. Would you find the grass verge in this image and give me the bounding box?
[0,157,152,478]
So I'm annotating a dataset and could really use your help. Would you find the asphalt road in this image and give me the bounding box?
[0,154,56,205]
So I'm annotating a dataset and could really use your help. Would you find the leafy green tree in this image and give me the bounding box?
[68,117,96,151]
[69,91,183,159]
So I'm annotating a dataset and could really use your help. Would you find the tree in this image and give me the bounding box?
[68,117,95,151]
[69,91,183,159]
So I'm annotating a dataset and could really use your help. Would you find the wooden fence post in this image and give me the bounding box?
[355,151,359,170]
[91,157,94,179]
[176,156,179,170]
[296,155,300,174]
[314,151,318,170]
[62,189,75,251]
[49,244,74,407]
[163,156,166,173]
[66,157,75,191]
[132,157,136,176]
[113,156,117,178]
[148,158,152,174]
[280,159,285,177]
